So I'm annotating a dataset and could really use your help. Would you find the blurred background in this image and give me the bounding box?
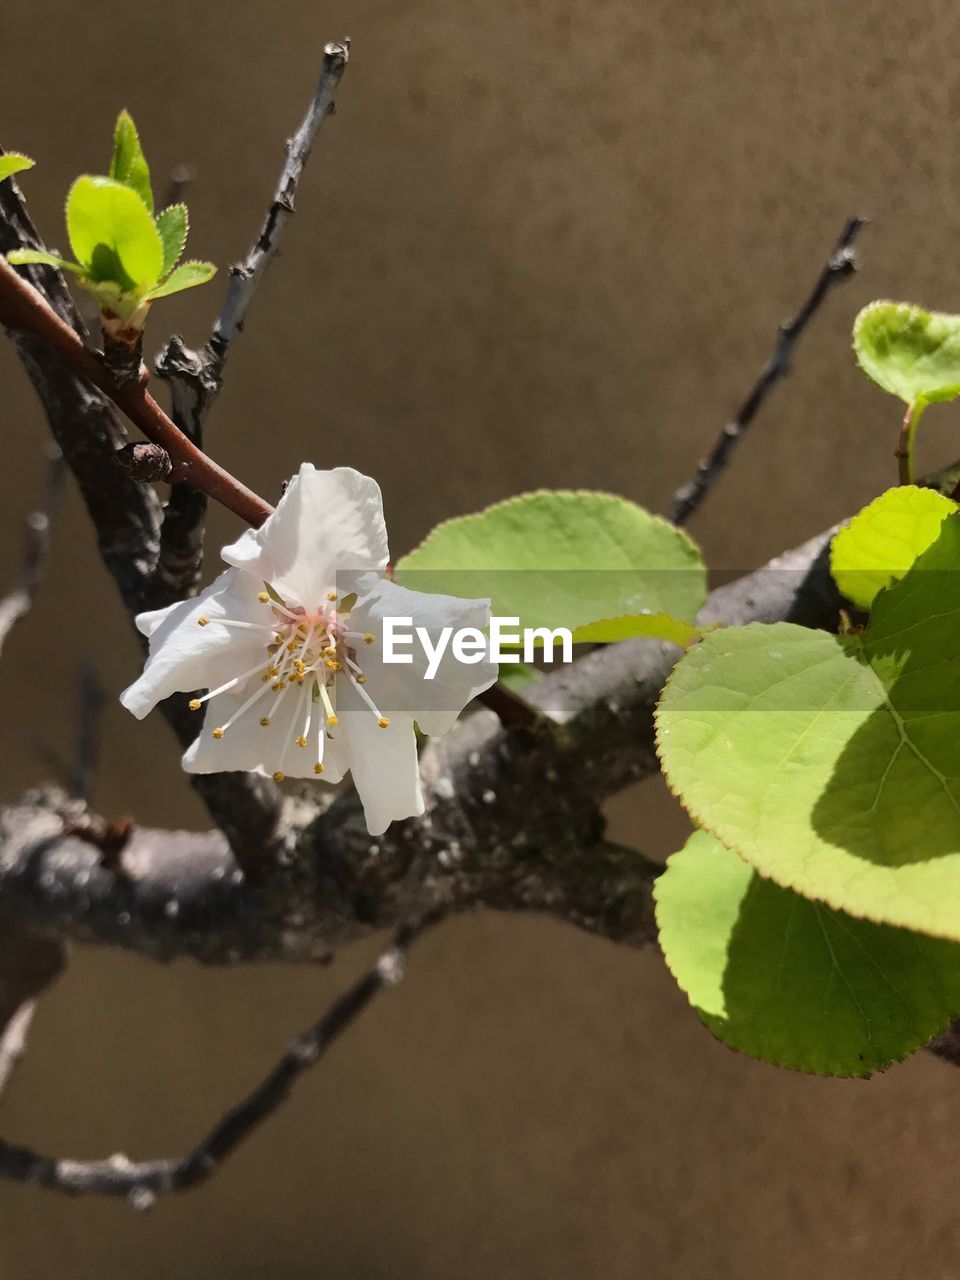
[2,0,960,1275]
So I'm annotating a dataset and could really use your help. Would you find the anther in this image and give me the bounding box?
[377,717,390,729]
[327,714,339,727]
[327,591,338,601]
[363,633,375,645]
[356,674,367,685]
[212,727,224,740]
[259,716,270,727]
[324,659,342,671]
[313,762,325,775]
[197,616,209,627]
[273,771,285,782]
[257,592,270,603]
[188,698,201,711]
[296,735,308,748]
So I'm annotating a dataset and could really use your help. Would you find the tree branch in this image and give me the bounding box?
[0,911,434,1206]
[0,255,272,528]
[669,216,867,526]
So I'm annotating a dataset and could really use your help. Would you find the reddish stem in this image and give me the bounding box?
[0,257,274,528]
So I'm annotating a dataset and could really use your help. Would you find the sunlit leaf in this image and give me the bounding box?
[854,301,960,404]
[155,203,188,278]
[0,153,34,182]
[66,175,163,288]
[145,259,217,299]
[831,484,957,610]
[655,830,960,1077]
[109,110,154,211]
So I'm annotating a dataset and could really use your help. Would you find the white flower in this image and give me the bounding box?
[121,464,496,834]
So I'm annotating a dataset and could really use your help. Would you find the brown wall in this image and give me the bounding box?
[2,1,960,1276]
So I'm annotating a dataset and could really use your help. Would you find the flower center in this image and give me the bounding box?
[189,584,388,781]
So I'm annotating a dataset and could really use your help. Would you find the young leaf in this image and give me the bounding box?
[854,301,960,404]
[0,153,34,182]
[145,259,217,299]
[831,484,957,610]
[394,492,707,639]
[155,203,188,278]
[7,249,82,274]
[655,830,960,1077]
[656,512,960,941]
[109,110,154,212]
[66,175,163,288]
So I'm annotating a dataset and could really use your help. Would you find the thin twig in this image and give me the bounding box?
[669,216,867,526]
[0,255,273,528]
[212,39,350,357]
[150,41,350,608]
[0,443,65,659]
[0,912,439,1205]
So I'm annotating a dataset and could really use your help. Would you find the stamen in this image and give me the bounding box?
[314,762,325,774]
[189,698,201,711]
[348,670,388,724]
[327,591,338,602]
[212,727,224,739]
[260,716,270,727]
[318,681,337,726]
[197,616,209,627]
[257,591,270,603]
[273,771,285,782]
[194,656,275,706]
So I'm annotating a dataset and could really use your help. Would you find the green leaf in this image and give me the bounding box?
[155,203,188,278]
[66,175,163,289]
[394,492,707,638]
[108,110,153,212]
[655,830,960,1077]
[145,259,216,299]
[656,512,960,940]
[6,249,82,274]
[0,153,34,182]
[831,485,957,610]
[571,613,701,647]
[854,301,960,404]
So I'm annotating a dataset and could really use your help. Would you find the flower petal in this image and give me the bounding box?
[338,681,423,834]
[183,683,349,782]
[120,570,269,719]
[348,578,496,736]
[222,464,389,605]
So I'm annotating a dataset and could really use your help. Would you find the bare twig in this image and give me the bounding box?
[150,41,350,608]
[211,40,350,358]
[669,217,867,526]
[0,255,273,528]
[0,443,65,659]
[0,912,438,1205]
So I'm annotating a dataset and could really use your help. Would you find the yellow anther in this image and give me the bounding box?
[261,673,272,683]
[212,727,224,740]
[324,659,341,671]
[296,735,308,748]
[197,616,209,627]
[273,771,285,783]
[363,633,375,645]
[377,716,390,729]
[355,674,367,685]
[273,633,282,644]
[188,698,201,711]
[257,591,269,603]
[267,666,280,678]
[327,591,338,601]
[326,714,339,727]
[259,716,271,727]
[321,646,336,657]
[313,762,325,775]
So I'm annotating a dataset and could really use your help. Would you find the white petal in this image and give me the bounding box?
[338,680,423,834]
[348,578,496,737]
[221,464,389,605]
[120,570,269,719]
[183,683,348,782]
